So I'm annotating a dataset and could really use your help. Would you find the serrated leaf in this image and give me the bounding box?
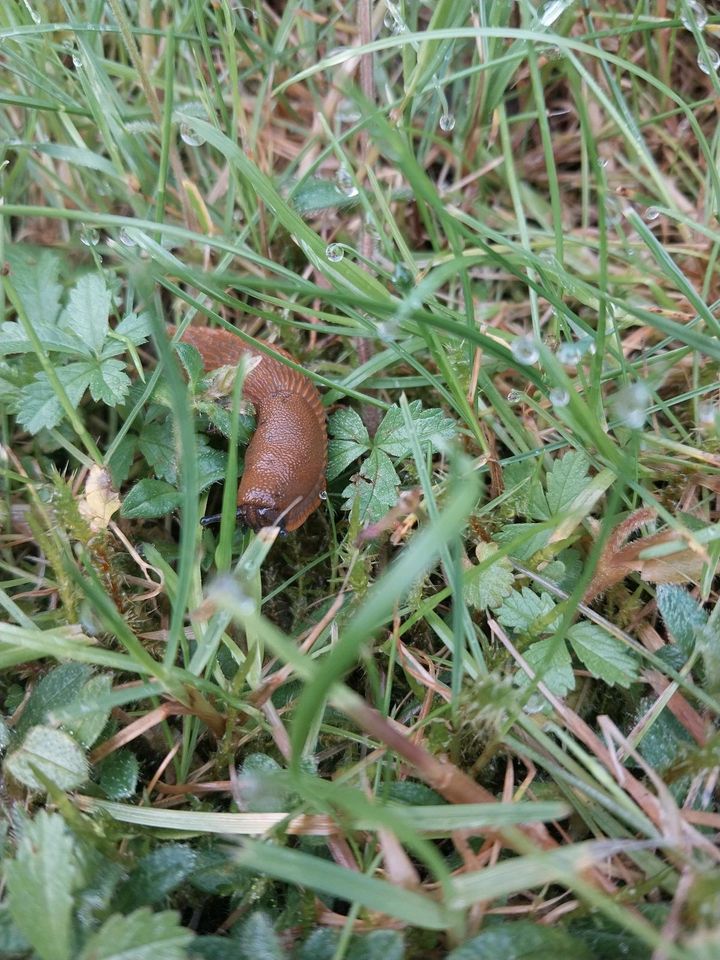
[568,622,639,688]
[121,478,181,519]
[197,400,254,443]
[88,357,131,405]
[17,663,92,736]
[341,449,400,523]
[174,340,205,383]
[6,247,63,327]
[496,588,560,635]
[4,725,89,791]
[113,311,153,345]
[518,637,575,697]
[0,320,87,355]
[447,920,591,960]
[59,273,111,356]
[78,908,193,960]
[139,420,177,483]
[18,363,91,433]
[347,931,405,960]
[289,175,360,215]
[6,811,82,960]
[234,912,285,960]
[656,584,708,656]
[374,399,455,458]
[52,673,113,748]
[327,408,370,480]
[98,749,139,800]
[545,450,590,516]
[116,846,198,912]
[197,441,229,491]
[464,543,515,611]
[493,523,551,561]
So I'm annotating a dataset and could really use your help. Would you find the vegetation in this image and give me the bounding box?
[2,1,720,957]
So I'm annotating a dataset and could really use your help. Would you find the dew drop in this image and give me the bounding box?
[119,227,137,247]
[383,11,396,28]
[644,206,660,222]
[697,48,720,74]
[615,382,651,429]
[598,157,609,168]
[325,242,344,262]
[681,1,708,30]
[319,490,328,501]
[538,0,574,28]
[556,342,582,366]
[79,226,100,247]
[698,401,717,426]
[439,113,456,132]
[511,334,540,365]
[577,335,597,356]
[336,167,359,198]
[72,52,83,69]
[549,387,570,408]
[377,320,400,343]
[507,390,524,404]
[180,122,205,146]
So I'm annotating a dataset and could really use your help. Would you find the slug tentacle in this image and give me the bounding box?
[167,325,327,532]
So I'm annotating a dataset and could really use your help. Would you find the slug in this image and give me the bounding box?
[167,325,327,532]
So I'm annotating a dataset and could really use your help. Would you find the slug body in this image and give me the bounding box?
[169,326,327,532]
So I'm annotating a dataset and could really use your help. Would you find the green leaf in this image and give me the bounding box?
[656,584,707,656]
[6,247,63,327]
[88,357,131,405]
[234,912,286,960]
[347,931,405,960]
[116,845,198,912]
[78,908,193,960]
[493,523,551,560]
[464,543,515,611]
[17,363,91,433]
[197,441,229,491]
[139,420,177,483]
[0,320,86,355]
[59,272,111,356]
[289,175,360,215]
[374,400,456,458]
[121,478,182,519]
[567,622,639,688]
[545,450,591,516]
[296,928,338,960]
[6,811,82,960]
[16,662,92,736]
[341,449,400,524]
[496,588,560,635]
[4,725,89,791]
[174,340,206,383]
[108,434,138,486]
[0,901,30,954]
[240,754,287,812]
[447,920,592,960]
[98,749,140,800]
[327,408,370,480]
[112,311,153,345]
[51,673,113,749]
[519,638,575,697]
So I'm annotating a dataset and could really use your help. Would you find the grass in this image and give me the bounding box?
[1,0,720,957]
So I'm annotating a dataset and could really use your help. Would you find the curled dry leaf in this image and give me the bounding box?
[78,465,121,532]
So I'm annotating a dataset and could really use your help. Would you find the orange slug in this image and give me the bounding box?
[168,325,327,533]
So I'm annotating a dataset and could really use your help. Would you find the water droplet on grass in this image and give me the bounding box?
[645,206,660,221]
[681,1,708,30]
[697,48,720,74]
[180,123,205,146]
[80,226,99,247]
[549,387,570,408]
[439,113,455,132]
[119,227,136,247]
[556,342,582,365]
[615,382,651,429]
[511,335,539,365]
[326,243,344,262]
